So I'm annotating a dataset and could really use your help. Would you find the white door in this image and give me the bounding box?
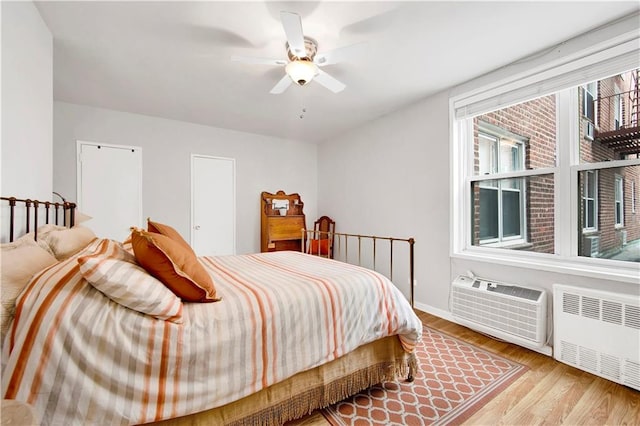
[191,155,235,256]
[77,141,142,241]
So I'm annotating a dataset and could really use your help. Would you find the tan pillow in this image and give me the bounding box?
[38,225,96,260]
[78,239,183,323]
[131,228,219,303]
[1,243,58,340]
[147,218,194,254]
[2,232,54,256]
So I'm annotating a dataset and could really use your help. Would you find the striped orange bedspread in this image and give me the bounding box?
[2,240,422,425]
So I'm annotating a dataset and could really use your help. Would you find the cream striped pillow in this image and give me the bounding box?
[78,239,183,323]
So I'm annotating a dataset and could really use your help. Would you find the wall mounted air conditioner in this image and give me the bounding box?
[554,284,640,391]
[451,275,547,351]
[584,121,595,140]
[582,235,600,257]
[620,230,628,246]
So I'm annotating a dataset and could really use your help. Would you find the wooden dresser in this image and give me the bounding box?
[260,191,306,252]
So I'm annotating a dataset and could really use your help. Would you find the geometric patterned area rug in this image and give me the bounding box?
[321,326,528,425]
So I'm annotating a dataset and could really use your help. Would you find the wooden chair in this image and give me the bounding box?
[310,216,335,258]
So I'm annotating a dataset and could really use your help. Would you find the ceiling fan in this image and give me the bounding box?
[232,11,361,94]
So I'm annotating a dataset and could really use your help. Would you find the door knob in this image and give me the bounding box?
[194,225,201,230]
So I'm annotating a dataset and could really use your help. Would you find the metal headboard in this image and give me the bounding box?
[1,196,76,242]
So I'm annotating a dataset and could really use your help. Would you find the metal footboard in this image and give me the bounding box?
[302,229,415,307]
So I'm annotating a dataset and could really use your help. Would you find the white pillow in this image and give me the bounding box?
[1,242,58,341]
[38,225,96,260]
[77,239,183,323]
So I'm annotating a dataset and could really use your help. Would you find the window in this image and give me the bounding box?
[477,132,525,245]
[583,81,597,122]
[615,175,624,227]
[582,170,598,231]
[614,90,622,130]
[632,180,636,213]
[451,34,640,280]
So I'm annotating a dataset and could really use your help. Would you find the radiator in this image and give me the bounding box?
[451,275,547,349]
[554,284,640,391]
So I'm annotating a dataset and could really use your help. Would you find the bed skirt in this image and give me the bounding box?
[146,336,414,426]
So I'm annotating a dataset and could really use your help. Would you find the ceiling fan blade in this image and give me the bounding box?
[314,69,345,93]
[280,11,306,58]
[231,55,287,66]
[314,42,367,66]
[270,75,293,94]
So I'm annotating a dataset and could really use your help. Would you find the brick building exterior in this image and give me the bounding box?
[472,95,556,253]
[472,68,639,261]
[579,70,640,257]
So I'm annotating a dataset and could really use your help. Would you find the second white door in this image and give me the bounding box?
[77,141,142,241]
[191,155,235,256]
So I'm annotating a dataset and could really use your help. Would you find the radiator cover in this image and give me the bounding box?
[554,284,640,391]
[451,275,547,349]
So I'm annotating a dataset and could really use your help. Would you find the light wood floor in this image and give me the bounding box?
[288,310,640,426]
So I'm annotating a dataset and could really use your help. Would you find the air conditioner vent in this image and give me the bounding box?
[625,361,640,389]
[579,346,598,371]
[600,353,621,380]
[602,300,623,325]
[560,341,577,364]
[581,296,600,320]
[626,305,640,329]
[563,293,580,315]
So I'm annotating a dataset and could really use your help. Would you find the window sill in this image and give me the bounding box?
[452,249,640,284]
[479,240,533,250]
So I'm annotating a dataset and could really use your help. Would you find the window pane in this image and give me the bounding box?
[580,68,640,163]
[471,174,555,253]
[479,188,498,240]
[586,171,595,198]
[578,165,639,262]
[479,134,496,175]
[502,190,521,237]
[473,94,556,175]
[615,178,622,201]
[586,199,595,228]
[500,141,522,172]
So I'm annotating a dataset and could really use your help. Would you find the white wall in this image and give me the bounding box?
[318,91,451,310]
[1,1,52,199]
[54,102,317,254]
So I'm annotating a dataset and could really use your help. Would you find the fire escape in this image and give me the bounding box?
[594,69,640,157]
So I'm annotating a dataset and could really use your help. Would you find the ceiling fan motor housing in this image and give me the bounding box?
[286,37,318,62]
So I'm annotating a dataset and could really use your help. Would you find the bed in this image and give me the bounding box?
[1,197,422,426]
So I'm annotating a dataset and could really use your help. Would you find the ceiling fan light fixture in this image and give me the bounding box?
[285,59,318,86]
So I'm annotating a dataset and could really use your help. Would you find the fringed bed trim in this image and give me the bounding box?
[227,357,413,426]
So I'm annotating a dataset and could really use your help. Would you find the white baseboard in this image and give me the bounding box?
[414,302,553,357]
[414,302,455,322]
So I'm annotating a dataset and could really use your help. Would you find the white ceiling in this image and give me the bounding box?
[35,1,639,143]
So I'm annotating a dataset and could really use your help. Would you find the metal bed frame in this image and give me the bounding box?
[303,229,415,308]
[1,196,76,242]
